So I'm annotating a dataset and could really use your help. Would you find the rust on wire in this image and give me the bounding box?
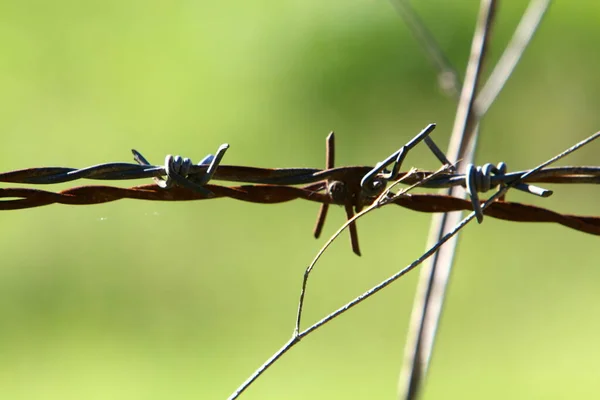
[312,132,362,255]
[1,127,599,251]
[1,183,599,235]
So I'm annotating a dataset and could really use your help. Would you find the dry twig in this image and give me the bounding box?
[399,1,497,397]
[229,129,600,399]
[398,1,553,398]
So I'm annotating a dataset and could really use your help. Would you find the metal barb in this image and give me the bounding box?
[465,161,552,223]
[131,144,229,197]
[192,144,230,186]
[312,132,361,256]
[423,136,455,170]
[361,124,437,196]
[313,132,335,239]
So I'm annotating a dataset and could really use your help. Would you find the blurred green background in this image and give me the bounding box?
[1,1,599,399]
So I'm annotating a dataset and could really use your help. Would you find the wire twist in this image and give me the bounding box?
[465,161,552,222]
[131,144,229,196]
[0,127,598,254]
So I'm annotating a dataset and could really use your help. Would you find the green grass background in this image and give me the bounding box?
[1,1,599,399]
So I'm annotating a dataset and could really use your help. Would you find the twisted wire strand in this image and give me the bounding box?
[1,183,599,236]
[1,162,598,188]
[464,161,554,222]
[1,137,598,242]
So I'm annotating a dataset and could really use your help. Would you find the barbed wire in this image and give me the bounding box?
[2,151,598,188]
[2,183,600,235]
[1,129,599,243]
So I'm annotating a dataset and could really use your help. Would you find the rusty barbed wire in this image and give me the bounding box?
[1,184,599,234]
[1,126,599,254]
[1,152,598,187]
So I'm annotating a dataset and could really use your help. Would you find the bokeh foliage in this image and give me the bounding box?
[0,1,599,399]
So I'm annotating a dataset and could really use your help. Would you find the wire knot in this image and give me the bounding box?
[132,144,229,197]
[361,124,438,198]
[465,162,507,223]
[465,161,552,223]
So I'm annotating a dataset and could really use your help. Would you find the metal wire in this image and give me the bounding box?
[1,130,598,250]
[2,156,598,190]
[1,183,599,234]
[465,161,552,222]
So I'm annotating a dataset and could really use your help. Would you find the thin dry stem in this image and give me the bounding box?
[398,1,497,398]
[295,168,423,334]
[229,130,600,400]
[230,166,455,400]
[399,1,553,397]
[475,0,552,116]
[389,0,462,97]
